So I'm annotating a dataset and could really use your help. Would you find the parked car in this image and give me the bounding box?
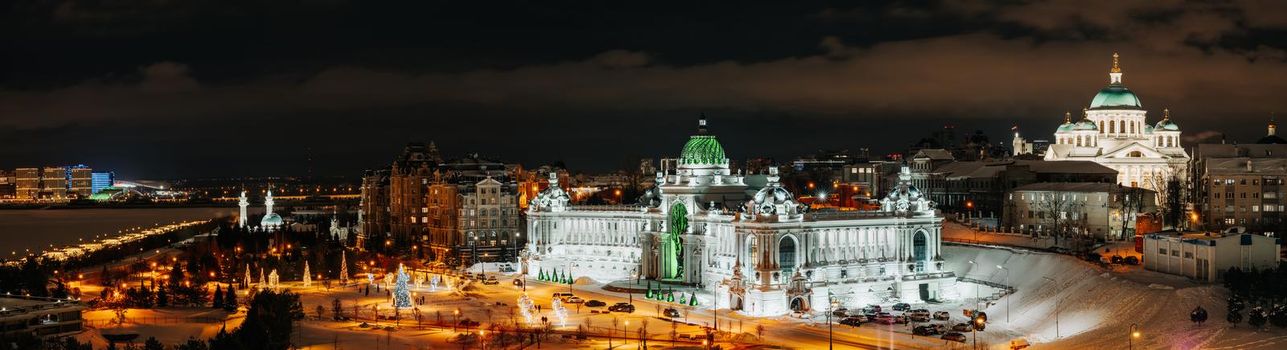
[874,316,896,325]
[1124,256,1140,265]
[552,292,574,301]
[892,303,911,311]
[933,311,951,320]
[1009,338,1031,349]
[585,300,606,307]
[608,302,636,313]
[951,322,973,332]
[909,309,931,317]
[845,315,868,323]
[942,332,967,342]
[913,325,940,336]
[866,305,883,313]
[893,315,909,324]
[840,317,863,327]
[910,314,931,322]
[482,276,499,285]
[566,296,585,304]
[877,312,893,318]
[664,308,682,318]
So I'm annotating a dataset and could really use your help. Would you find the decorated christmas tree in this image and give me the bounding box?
[244,264,252,289]
[339,251,349,285]
[303,261,312,288]
[393,264,412,309]
[690,294,699,306]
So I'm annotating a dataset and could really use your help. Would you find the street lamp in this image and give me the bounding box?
[1129,323,1141,350]
[1043,276,1060,339]
[997,264,1010,325]
[827,298,839,350]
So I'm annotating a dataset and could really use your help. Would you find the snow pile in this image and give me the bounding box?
[941,245,1287,349]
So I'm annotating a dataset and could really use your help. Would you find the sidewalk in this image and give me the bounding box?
[941,221,1056,250]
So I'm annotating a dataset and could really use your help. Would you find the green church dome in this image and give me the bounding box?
[1090,84,1142,110]
[681,135,726,165]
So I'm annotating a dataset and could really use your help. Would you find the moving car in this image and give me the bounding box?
[663,308,682,318]
[942,332,967,342]
[608,302,636,313]
[585,300,606,307]
[565,296,585,304]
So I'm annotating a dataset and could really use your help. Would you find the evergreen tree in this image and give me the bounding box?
[213,285,224,309]
[1249,307,1268,329]
[170,262,185,286]
[143,337,164,350]
[156,285,168,307]
[1228,309,1242,327]
[224,284,238,312]
[394,265,411,309]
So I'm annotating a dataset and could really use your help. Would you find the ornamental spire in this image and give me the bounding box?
[1109,53,1124,84]
[1064,111,1071,123]
[1082,107,1090,120]
[697,113,708,135]
[1163,108,1170,121]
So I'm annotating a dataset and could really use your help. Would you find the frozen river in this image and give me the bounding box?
[0,207,237,257]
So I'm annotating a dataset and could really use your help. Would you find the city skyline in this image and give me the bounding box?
[3,2,1287,178]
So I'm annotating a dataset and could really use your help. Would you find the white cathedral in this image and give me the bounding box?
[525,119,956,317]
[1040,53,1190,191]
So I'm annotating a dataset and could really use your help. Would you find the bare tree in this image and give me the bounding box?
[1142,164,1186,229]
[1033,192,1086,248]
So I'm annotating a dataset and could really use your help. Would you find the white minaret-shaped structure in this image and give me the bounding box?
[237,190,249,228]
[264,187,275,215]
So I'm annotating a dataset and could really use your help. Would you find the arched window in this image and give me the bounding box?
[1119,120,1126,134]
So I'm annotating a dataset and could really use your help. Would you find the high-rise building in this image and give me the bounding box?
[68,165,93,198]
[41,167,67,199]
[91,172,115,194]
[15,168,40,200]
[0,170,14,199]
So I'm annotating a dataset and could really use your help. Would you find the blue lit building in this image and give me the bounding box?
[91,172,114,194]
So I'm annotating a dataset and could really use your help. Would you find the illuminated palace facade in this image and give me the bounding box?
[525,119,956,317]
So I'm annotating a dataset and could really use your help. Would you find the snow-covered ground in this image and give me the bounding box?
[941,244,1287,349]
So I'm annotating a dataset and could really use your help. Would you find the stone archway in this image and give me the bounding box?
[789,297,808,312]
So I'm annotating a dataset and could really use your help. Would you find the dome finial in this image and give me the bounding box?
[1163,108,1170,120]
[1064,111,1071,123]
[1111,52,1121,73]
[697,113,708,135]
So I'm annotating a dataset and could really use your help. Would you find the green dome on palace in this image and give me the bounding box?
[1090,84,1142,110]
[681,135,726,165]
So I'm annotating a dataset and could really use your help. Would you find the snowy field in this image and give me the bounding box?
[940,244,1287,349]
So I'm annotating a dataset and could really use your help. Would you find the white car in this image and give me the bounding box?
[566,296,585,304]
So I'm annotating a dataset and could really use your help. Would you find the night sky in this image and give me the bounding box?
[3,1,1287,179]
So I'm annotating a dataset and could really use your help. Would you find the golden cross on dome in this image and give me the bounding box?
[1163,108,1170,120]
[1111,52,1121,73]
[1082,107,1089,119]
[1064,111,1071,123]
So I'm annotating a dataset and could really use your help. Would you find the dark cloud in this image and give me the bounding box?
[0,1,1285,178]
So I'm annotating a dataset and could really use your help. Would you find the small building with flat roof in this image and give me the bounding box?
[1143,232,1281,282]
[0,295,84,340]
